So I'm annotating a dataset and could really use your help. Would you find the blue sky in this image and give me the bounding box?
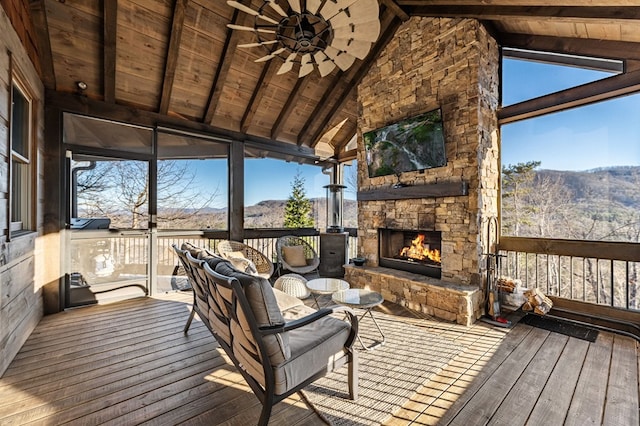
[191,57,640,207]
[501,59,640,171]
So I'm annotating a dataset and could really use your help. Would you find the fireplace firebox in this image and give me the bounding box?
[378,228,442,278]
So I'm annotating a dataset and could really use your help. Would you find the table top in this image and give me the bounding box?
[332,289,384,309]
[306,277,350,294]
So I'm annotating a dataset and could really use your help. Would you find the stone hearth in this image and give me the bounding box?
[348,17,500,325]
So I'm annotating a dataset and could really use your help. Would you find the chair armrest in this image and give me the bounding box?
[257,305,358,338]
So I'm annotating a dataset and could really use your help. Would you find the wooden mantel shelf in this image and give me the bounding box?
[357,181,468,201]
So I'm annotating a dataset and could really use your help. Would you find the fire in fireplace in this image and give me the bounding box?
[378,228,442,278]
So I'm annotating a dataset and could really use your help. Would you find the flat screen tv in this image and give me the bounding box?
[364,108,447,178]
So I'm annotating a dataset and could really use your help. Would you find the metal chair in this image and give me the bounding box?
[275,235,320,277]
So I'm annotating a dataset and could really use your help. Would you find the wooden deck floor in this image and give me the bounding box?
[0,292,638,425]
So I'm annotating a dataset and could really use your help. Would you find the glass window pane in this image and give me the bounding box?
[11,84,29,159]
[156,132,229,230]
[243,155,328,229]
[63,113,153,155]
[73,156,149,229]
[501,94,640,242]
[502,55,616,106]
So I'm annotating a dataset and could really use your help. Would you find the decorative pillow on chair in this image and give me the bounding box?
[282,245,307,267]
[228,250,246,259]
[228,257,259,276]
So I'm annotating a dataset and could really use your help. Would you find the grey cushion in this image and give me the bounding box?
[214,261,290,365]
[273,315,350,394]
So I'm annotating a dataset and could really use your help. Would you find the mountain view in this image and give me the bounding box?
[502,165,640,243]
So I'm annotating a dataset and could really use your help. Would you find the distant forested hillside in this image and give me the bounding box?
[502,165,640,243]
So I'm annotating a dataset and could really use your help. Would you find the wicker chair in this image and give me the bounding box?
[275,235,320,277]
[216,240,274,279]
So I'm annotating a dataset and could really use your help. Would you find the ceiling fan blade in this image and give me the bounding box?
[265,0,287,17]
[320,0,360,20]
[299,53,314,78]
[227,24,276,34]
[325,46,357,71]
[314,51,336,77]
[328,0,379,28]
[277,52,297,75]
[333,20,381,43]
[306,0,322,14]
[255,47,287,62]
[238,40,279,48]
[227,1,279,25]
[330,38,372,59]
[287,0,302,13]
[227,1,258,16]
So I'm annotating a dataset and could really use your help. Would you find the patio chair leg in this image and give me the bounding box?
[257,402,273,426]
[348,349,359,400]
[183,308,195,334]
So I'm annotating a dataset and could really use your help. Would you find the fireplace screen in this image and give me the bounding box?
[378,229,442,278]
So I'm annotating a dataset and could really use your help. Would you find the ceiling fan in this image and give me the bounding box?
[227,0,381,78]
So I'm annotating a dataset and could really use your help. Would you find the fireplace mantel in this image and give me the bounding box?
[357,181,468,201]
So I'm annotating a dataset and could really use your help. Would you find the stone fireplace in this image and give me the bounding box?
[343,17,500,325]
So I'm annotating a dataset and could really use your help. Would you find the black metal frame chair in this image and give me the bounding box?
[173,243,359,426]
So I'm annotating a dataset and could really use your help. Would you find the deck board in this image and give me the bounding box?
[565,333,614,426]
[526,337,591,425]
[490,332,569,425]
[0,293,638,426]
[603,334,639,426]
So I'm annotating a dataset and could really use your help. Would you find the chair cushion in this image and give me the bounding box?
[273,315,351,394]
[282,245,307,267]
[214,261,290,365]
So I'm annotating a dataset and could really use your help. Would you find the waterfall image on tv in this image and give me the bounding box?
[364,109,447,178]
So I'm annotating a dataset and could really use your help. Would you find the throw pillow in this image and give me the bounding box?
[228,256,259,276]
[228,250,246,259]
[282,245,307,267]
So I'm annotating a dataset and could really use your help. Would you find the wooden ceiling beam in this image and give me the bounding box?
[500,33,640,63]
[102,0,117,103]
[405,5,640,21]
[28,0,56,90]
[158,0,188,115]
[498,68,640,124]
[203,10,242,125]
[380,0,410,21]
[303,9,401,148]
[271,76,311,140]
[240,52,283,133]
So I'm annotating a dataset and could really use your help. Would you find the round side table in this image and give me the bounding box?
[305,277,350,308]
[332,288,385,350]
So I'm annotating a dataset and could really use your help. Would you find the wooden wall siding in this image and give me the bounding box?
[0,3,46,377]
[0,0,40,76]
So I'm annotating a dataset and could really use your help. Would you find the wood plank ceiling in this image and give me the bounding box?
[27,0,640,160]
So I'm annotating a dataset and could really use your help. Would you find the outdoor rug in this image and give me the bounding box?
[301,311,465,425]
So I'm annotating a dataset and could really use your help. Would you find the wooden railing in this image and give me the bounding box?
[498,237,640,311]
[156,228,359,286]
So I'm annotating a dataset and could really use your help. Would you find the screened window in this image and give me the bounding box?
[10,78,33,235]
[243,149,329,229]
[156,131,229,230]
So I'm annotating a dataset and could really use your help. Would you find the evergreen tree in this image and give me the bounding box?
[284,171,315,228]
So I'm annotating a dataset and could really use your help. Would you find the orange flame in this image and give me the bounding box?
[399,234,441,263]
